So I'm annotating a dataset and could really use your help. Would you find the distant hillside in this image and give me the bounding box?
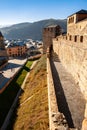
[0,19,67,40]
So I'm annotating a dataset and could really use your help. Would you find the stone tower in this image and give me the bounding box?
[67,9,87,44]
[67,9,87,35]
[43,25,62,53]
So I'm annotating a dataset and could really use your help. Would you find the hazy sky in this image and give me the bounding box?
[0,0,87,25]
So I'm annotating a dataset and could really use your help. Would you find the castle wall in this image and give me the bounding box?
[53,36,87,98]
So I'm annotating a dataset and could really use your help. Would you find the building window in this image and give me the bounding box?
[9,52,11,55]
[74,36,77,42]
[69,35,72,41]
[9,48,11,51]
[80,36,83,42]
[68,16,74,24]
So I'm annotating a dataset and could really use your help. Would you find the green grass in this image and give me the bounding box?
[0,60,33,127]
[12,55,49,130]
[16,61,33,86]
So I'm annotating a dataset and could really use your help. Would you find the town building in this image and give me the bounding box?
[6,43,27,57]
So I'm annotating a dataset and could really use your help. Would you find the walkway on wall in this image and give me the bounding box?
[50,56,86,129]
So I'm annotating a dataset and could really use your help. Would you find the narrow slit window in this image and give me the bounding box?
[74,36,77,42]
[69,35,72,41]
[80,36,83,42]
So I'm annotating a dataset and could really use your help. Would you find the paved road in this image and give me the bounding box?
[0,58,27,89]
[50,58,86,130]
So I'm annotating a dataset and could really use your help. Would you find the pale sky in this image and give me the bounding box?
[0,0,87,25]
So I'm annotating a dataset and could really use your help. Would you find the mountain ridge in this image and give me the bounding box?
[0,19,67,40]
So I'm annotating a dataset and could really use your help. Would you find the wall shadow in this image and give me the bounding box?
[3,63,22,71]
[6,89,24,130]
[0,74,9,89]
[50,58,74,128]
[23,66,30,72]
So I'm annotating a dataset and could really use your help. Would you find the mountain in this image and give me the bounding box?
[0,19,67,40]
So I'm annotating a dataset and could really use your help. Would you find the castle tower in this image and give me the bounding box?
[43,25,62,53]
[67,9,87,35]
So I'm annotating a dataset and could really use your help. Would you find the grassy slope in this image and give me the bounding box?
[13,55,49,130]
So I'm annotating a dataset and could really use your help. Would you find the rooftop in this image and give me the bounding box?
[7,42,26,48]
[45,24,58,28]
[76,9,87,14]
[68,9,87,17]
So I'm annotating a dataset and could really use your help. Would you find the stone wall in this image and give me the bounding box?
[53,37,87,98]
[67,19,87,35]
